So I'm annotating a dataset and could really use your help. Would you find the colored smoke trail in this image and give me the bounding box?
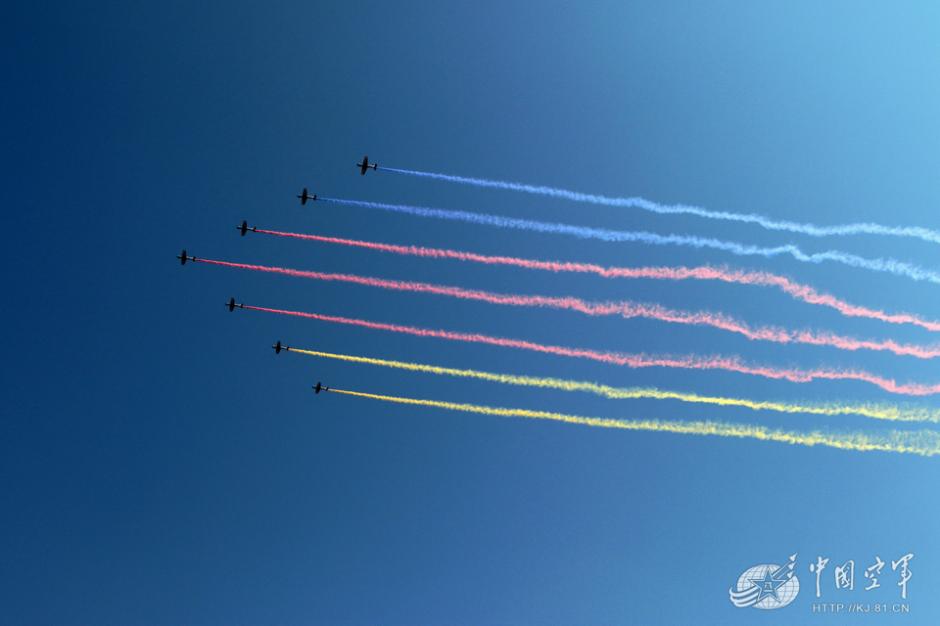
[319,197,940,285]
[198,257,940,359]
[328,388,940,456]
[242,304,940,396]
[381,166,940,246]
[291,348,940,423]
[255,228,940,332]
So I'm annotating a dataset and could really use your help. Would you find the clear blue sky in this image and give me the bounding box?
[5,2,940,624]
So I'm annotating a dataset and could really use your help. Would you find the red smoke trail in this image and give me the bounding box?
[198,257,940,359]
[253,228,940,332]
[240,304,940,396]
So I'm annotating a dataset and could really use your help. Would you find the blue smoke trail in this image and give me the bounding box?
[380,166,940,246]
[320,196,940,285]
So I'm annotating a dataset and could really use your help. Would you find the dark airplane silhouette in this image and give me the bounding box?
[225,297,244,312]
[357,155,377,175]
[313,381,329,394]
[236,220,257,236]
[297,187,317,205]
[177,249,197,265]
[272,340,289,354]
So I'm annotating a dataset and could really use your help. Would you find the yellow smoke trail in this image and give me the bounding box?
[328,388,940,456]
[290,348,940,424]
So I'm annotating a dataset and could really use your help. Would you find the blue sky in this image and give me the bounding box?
[5,2,940,624]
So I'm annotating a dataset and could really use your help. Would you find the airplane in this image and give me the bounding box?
[236,220,257,236]
[225,297,244,312]
[272,340,290,354]
[312,381,330,394]
[297,187,317,205]
[177,249,197,265]
[357,155,378,175]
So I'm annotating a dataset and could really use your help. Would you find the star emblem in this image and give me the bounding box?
[749,567,789,603]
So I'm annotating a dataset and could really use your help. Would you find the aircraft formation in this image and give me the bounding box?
[175,154,940,456]
[178,155,380,398]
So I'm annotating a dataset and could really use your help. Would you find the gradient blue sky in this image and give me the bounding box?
[5,2,940,624]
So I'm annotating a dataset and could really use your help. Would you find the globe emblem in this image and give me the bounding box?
[734,564,800,609]
[729,555,800,610]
